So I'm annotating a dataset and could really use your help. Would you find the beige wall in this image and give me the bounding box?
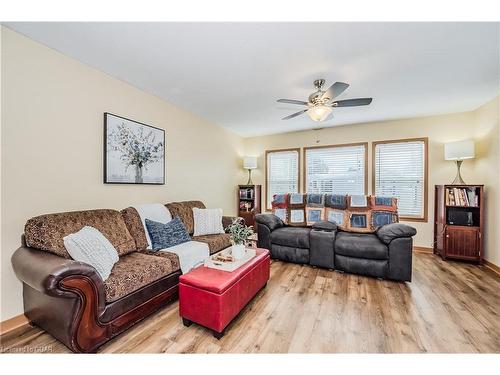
[244,98,500,263]
[473,96,500,266]
[0,27,244,320]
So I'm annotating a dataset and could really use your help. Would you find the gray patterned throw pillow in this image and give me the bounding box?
[145,217,191,251]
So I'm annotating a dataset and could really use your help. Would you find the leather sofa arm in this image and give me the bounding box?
[376,223,417,245]
[255,214,284,232]
[11,246,105,300]
[222,216,244,229]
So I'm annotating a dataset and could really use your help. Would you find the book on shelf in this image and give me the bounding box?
[445,187,478,207]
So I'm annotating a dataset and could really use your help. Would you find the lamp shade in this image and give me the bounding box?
[444,140,475,160]
[243,156,257,170]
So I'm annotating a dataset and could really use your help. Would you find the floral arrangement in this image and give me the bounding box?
[107,123,164,183]
[226,218,254,245]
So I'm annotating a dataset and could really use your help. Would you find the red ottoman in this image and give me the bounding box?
[179,248,270,338]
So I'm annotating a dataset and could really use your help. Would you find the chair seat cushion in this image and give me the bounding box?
[270,227,311,248]
[335,232,388,260]
[104,252,179,302]
[192,233,231,254]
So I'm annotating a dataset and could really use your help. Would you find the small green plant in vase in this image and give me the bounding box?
[226,218,254,259]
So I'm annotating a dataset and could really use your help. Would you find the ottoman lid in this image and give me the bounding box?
[179,248,269,294]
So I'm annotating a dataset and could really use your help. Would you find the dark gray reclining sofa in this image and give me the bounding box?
[255,214,417,282]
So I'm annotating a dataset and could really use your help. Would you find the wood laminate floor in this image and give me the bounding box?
[1,252,499,353]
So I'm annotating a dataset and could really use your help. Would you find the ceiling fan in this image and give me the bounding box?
[277,79,373,122]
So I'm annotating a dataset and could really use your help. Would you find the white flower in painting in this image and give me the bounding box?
[108,123,164,183]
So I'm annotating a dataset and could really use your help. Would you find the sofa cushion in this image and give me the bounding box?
[121,207,149,250]
[104,252,179,302]
[192,233,231,254]
[145,217,191,251]
[192,208,225,236]
[101,264,180,323]
[270,244,309,264]
[63,226,119,281]
[140,249,181,271]
[166,201,205,235]
[335,232,388,260]
[270,227,311,248]
[335,254,388,279]
[25,209,136,258]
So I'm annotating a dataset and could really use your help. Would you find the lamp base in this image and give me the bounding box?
[451,160,466,185]
[246,169,253,185]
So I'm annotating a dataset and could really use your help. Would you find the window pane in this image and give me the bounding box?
[267,150,299,208]
[374,140,426,218]
[305,145,366,195]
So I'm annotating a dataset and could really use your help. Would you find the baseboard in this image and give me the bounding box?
[0,314,29,336]
[483,259,500,276]
[413,246,433,253]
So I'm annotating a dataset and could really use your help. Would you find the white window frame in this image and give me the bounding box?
[304,143,368,196]
[372,138,428,222]
[265,148,300,210]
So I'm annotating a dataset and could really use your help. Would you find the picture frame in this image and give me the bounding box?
[104,112,165,184]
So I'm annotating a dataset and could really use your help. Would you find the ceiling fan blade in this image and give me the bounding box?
[321,82,349,101]
[282,109,308,120]
[331,98,373,107]
[277,99,309,105]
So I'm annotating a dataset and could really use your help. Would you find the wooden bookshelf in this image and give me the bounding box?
[238,185,261,228]
[434,185,484,263]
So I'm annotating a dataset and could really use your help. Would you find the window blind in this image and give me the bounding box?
[374,140,426,218]
[305,145,366,195]
[267,150,299,208]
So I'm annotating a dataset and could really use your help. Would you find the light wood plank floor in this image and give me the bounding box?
[1,252,499,353]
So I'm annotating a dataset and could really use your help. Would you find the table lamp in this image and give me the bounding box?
[243,156,257,185]
[444,140,475,185]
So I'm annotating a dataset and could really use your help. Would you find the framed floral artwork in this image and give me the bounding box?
[104,113,165,184]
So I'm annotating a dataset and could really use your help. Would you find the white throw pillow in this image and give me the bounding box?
[63,226,119,281]
[192,208,225,237]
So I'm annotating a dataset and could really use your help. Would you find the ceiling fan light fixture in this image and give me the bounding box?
[307,105,332,122]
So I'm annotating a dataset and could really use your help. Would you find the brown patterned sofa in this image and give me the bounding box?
[11,201,236,353]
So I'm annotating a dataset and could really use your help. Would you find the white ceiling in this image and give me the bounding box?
[5,22,499,137]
